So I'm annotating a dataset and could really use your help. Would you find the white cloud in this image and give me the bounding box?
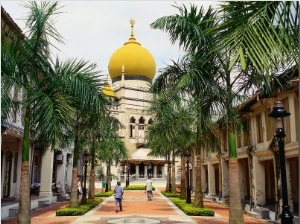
[1,1,218,77]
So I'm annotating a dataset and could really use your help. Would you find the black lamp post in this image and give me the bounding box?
[269,100,293,224]
[168,161,172,192]
[82,151,90,204]
[185,150,191,204]
[125,163,130,187]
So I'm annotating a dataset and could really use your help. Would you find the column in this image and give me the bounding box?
[162,164,166,179]
[288,95,296,142]
[221,158,229,198]
[136,164,139,179]
[66,154,73,194]
[13,143,21,200]
[252,155,265,205]
[39,147,54,197]
[154,165,157,178]
[56,152,67,196]
[208,162,216,195]
[286,160,294,212]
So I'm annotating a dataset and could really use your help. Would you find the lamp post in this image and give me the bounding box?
[168,161,172,192]
[125,163,130,187]
[185,150,191,204]
[82,151,90,204]
[269,100,293,224]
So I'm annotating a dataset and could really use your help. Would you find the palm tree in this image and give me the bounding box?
[209,2,299,223]
[151,2,227,207]
[150,3,249,223]
[146,91,194,194]
[151,2,298,223]
[211,1,299,75]
[2,1,111,221]
[86,112,126,198]
[1,2,74,222]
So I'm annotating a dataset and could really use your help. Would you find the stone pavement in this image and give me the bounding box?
[2,188,268,224]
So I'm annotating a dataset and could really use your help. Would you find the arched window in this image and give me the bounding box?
[130,117,136,123]
[148,118,153,125]
[138,117,145,142]
[138,116,145,124]
[129,117,136,138]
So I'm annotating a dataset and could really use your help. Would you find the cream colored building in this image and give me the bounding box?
[197,80,299,220]
[105,20,175,183]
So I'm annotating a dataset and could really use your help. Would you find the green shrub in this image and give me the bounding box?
[161,191,180,198]
[123,185,155,190]
[171,198,214,216]
[94,191,114,197]
[56,198,103,216]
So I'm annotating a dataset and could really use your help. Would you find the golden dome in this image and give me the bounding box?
[102,77,116,98]
[108,20,156,81]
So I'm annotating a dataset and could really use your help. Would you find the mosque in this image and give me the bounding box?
[102,20,176,183]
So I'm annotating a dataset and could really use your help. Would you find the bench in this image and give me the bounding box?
[9,207,18,217]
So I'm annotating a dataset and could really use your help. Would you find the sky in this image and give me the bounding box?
[1,1,220,79]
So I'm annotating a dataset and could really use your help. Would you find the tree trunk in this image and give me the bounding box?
[70,168,79,207]
[194,154,204,207]
[171,154,176,193]
[89,137,96,199]
[229,158,244,224]
[217,154,223,199]
[17,161,31,224]
[180,155,186,199]
[106,162,111,192]
[17,109,31,224]
[228,132,244,223]
[88,169,95,199]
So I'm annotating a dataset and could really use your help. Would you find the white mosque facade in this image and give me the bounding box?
[104,20,178,184]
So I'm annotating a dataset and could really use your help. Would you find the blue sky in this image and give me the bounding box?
[2,1,219,79]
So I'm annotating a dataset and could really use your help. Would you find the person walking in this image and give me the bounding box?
[114,181,124,213]
[145,176,153,201]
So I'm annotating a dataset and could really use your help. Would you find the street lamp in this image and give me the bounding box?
[82,151,90,204]
[269,100,293,224]
[125,163,130,187]
[168,161,172,192]
[185,150,191,204]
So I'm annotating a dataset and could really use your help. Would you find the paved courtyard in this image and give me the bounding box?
[2,188,268,224]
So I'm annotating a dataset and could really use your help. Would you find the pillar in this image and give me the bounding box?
[286,160,294,212]
[252,155,265,205]
[154,165,157,178]
[39,147,54,197]
[66,154,73,192]
[221,158,229,198]
[136,164,139,179]
[208,162,216,195]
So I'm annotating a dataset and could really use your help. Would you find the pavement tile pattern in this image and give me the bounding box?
[2,188,268,224]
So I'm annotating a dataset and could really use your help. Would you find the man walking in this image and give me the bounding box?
[145,176,153,201]
[114,181,124,213]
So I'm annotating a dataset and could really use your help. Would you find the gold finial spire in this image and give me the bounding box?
[130,19,135,38]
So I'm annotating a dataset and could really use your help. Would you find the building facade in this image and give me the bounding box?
[1,7,73,219]
[106,20,178,183]
[195,79,299,219]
